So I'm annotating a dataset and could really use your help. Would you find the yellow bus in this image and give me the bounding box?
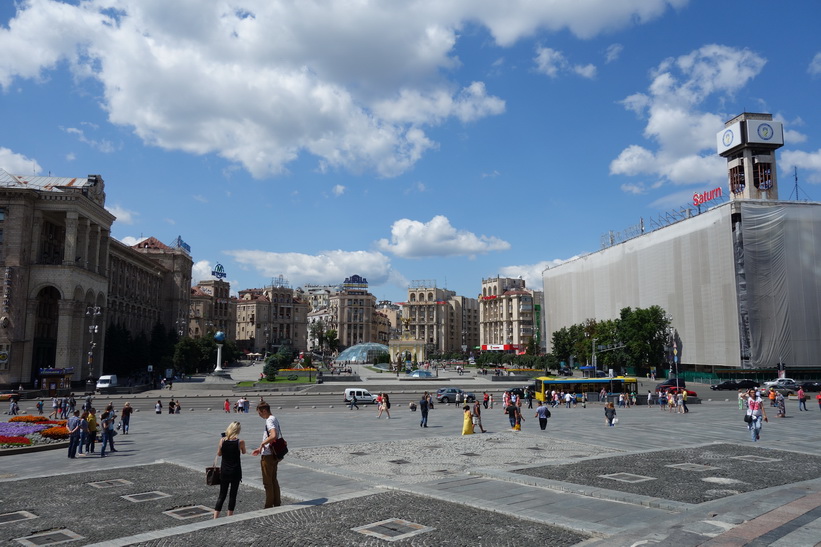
[532,376,639,403]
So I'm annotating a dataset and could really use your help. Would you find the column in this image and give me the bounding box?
[77,218,90,269]
[29,211,43,263]
[55,300,79,370]
[62,212,78,266]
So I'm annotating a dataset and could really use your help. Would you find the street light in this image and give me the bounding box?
[86,306,102,379]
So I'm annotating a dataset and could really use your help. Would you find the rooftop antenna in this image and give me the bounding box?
[788,167,813,201]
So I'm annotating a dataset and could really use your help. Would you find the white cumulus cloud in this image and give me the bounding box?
[808,52,821,76]
[107,205,139,225]
[611,44,766,190]
[0,0,682,179]
[376,215,510,258]
[225,249,397,287]
[534,47,596,79]
[0,147,41,174]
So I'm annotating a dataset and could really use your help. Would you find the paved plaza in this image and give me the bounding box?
[1,365,820,546]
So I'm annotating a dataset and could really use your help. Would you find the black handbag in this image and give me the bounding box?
[206,456,221,485]
[743,413,753,423]
[272,437,289,458]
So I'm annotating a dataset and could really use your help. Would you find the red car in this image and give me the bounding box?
[656,387,697,397]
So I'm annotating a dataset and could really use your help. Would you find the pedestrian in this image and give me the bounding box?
[776,392,786,418]
[99,410,117,457]
[348,392,359,410]
[681,390,689,413]
[419,393,429,427]
[121,402,133,434]
[49,396,59,419]
[224,399,231,413]
[745,389,768,442]
[85,394,93,412]
[213,421,246,519]
[472,399,486,433]
[604,402,617,427]
[251,402,283,508]
[67,410,82,458]
[86,407,98,454]
[797,387,807,411]
[489,394,494,409]
[647,391,653,408]
[377,393,391,419]
[175,399,182,414]
[817,391,821,411]
[168,400,176,414]
[77,410,89,456]
[155,400,162,414]
[526,388,534,409]
[506,400,519,430]
[461,405,474,435]
[482,392,489,409]
[36,399,44,415]
[535,400,550,430]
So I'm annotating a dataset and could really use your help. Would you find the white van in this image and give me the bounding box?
[96,375,119,392]
[343,388,376,404]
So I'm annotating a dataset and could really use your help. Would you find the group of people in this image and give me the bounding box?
[650,390,689,413]
[461,399,487,434]
[155,399,183,414]
[65,401,130,458]
[212,402,285,519]
[375,393,391,418]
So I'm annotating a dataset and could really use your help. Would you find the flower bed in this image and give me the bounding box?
[0,416,69,449]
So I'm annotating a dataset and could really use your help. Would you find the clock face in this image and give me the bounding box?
[722,129,734,147]
[757,123,773,140]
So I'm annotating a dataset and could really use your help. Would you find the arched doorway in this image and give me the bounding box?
[32,286,60,370]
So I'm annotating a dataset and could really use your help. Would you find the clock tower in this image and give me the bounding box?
[716,112,784,201]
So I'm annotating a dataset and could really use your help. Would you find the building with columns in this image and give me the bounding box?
[0,170,193,388]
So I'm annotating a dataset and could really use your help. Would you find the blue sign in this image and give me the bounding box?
[212,263,227,279]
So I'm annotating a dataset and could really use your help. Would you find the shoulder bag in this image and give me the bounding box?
[272,437,289,458]
[206,455,221,486]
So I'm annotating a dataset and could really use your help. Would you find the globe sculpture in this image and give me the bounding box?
[214,331,226,372]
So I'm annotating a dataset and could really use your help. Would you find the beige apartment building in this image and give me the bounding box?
[328,275,377,349]
[402,281,479,355]
[479,276,543,353]
[234,277,309,355]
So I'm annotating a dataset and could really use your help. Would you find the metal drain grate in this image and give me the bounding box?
[122,491,172,503]
[14,529,83,546]
[599,472,656,484]
[526,447,545,451]
[352,518,434,542]
[0,511,37,525]
[349,451,367,456]
[666,463,717,472]
[87,479,133,489]
[388,459,411,465]
[163,506,213,520]
[460,452,480,457]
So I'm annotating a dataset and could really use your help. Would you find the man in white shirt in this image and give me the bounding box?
[252,402,283,508]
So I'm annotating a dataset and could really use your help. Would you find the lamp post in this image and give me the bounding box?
[592,337,598,372]
[86,306,102,379]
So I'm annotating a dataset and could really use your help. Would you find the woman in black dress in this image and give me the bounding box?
[214,421,246,518]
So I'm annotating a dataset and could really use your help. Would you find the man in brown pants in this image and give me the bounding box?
[251,402,282,508]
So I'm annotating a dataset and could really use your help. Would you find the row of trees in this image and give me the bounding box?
[550,306,671,377]
[102,321,244,379]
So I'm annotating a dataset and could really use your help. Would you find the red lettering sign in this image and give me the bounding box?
[693,187,723,207]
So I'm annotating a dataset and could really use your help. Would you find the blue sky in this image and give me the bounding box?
[2,0,821,303]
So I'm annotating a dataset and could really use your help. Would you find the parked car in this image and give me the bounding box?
[798,381,821,392]
[0,390,17,401]
[556,368,573,376]
[435,388,475,404]
[735,379,761,389]
[408,370,433,378]
[710,380,738,391]
[343,388,377,404]
[764,378,797,388]
[656,379,686,391]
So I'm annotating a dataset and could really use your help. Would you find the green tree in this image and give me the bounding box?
[616,305,669,376]
[325,329,339,355]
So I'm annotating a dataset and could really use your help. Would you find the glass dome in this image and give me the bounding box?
[334,342,390,363]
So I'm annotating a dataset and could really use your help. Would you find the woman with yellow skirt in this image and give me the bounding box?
[462,405,474,435]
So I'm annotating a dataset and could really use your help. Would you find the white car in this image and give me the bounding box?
[763,378,797,388]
